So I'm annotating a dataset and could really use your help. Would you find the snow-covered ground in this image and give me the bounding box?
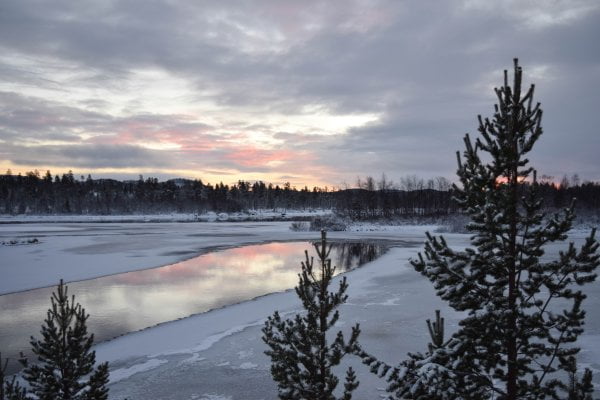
[0,209,331,225]
[1,221,599,399]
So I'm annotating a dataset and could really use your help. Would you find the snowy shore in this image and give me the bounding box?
[2,221,599,399]
[0,209,331,225]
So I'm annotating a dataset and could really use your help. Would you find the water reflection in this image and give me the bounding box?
[334,242,384,271]
[0,241,386,373]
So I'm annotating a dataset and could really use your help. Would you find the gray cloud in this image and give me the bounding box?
[0,91,106,125]
[1,0,599,184]
[8,143,173,169]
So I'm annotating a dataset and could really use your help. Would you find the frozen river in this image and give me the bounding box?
[1,221,598,398]
[0,240,386,370]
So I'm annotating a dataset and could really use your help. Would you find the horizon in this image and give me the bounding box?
[1,1,599,187]
[3,167,591,191]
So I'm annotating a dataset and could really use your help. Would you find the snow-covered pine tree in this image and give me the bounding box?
[355,309,460,399]
[357,59,599,399]
[262,230,361,400]
[1,354,26,400]
[20,280,109,400]
[412,59,598,398]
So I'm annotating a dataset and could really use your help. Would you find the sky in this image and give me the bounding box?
[1,0,599,188]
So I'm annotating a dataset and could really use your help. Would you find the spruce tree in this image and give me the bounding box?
[359,59,599,399]
[262,230,361,400]
[20,280,109,400]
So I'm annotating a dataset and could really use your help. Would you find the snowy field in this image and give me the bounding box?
[0,209,331,225]
[1,221,599,399]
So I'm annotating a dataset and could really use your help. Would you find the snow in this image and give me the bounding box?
[2,221,599,398]
[0,209,331,224]
[237,362,258,370]
[347,223,440,234]
[191,395,232,400]
[109,358,169,384]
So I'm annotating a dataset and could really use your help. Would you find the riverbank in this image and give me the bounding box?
[0,210,332,224]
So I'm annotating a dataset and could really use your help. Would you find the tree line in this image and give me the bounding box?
[0,171,334,215]
[2,170,599,218]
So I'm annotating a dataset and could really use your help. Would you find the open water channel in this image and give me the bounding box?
[0,240,386,372]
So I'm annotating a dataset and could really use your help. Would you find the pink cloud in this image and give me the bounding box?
[86,115,219,152]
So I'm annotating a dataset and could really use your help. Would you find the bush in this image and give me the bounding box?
[433,214,470,233]
[289,221,310,231]
[309,215,347,231]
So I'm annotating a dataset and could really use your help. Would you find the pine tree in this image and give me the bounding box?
[425,310,449,354]
[262,230,361,400]
[412,59,598,398]
[1,354,27,400]
[355,310,459,399]
[20,280,109,400]
[358,59,599,399]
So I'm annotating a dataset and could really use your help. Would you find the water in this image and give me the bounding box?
[0,240,386,372]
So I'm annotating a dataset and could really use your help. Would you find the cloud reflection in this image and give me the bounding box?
[0,240,386,369]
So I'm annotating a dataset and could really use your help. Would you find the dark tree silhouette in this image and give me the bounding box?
[262,231,361,400]
[1,354,26,400]
[20,280,109,400]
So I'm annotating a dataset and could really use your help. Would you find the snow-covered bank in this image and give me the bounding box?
[0,209,332,224]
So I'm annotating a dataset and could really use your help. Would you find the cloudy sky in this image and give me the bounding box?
[1,0,599,187]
